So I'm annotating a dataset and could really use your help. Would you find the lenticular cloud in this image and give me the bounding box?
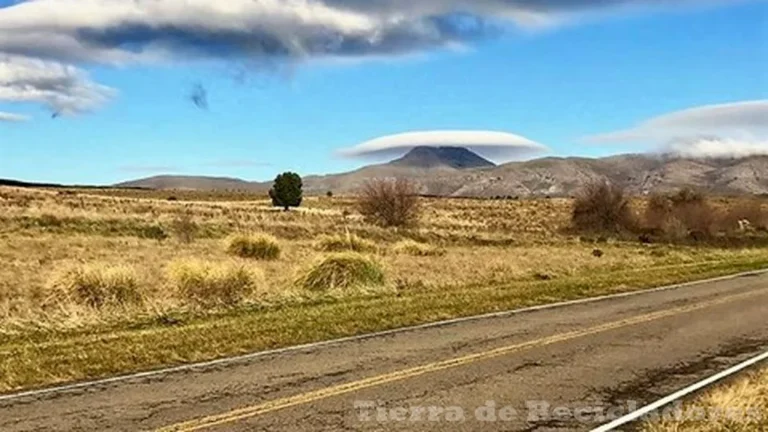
[0,0,751,118]
[0,0,742,65]
[586,100,768,158]
[339,130,549,161]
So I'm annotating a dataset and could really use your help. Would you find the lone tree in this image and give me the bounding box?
[269,172,303,211]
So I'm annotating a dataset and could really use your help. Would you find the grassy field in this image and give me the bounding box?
[642,367,768,431]
[1,186,768,393]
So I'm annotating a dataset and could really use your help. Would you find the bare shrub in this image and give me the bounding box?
[358,178,421,228]
[571,181,635,233]
[720,199,768,233]
[47,263,143,308]
[641,188,719,240]
[669,187,705,206]
[644,193,673,231]
[167,259,263,307]
[667,188,715,237]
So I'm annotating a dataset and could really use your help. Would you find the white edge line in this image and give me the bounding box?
[1,268,766,403]
[590,349,768,432]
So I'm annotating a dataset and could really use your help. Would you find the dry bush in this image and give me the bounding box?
[300,253,385,292]
[316,233,378,253]
[167,259,263,307]
[644,188,717,240]
[358,178,421,227]
[667,188,716,236]
[571,181,636,233]
[46,263,143,308]
[392,240,446,257]
[644,193,673,231]
[226,233,281,260]
[719,199,768,233]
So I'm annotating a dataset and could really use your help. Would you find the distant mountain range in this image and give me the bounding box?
[115,146,768,197]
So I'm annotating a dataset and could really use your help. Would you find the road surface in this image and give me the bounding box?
[3,272,768,431]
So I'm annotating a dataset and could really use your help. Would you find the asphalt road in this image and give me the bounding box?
[3,272,768,432]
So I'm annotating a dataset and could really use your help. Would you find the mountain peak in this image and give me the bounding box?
[389,146,496,169]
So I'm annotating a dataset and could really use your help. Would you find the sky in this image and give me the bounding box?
[0,0,766,185]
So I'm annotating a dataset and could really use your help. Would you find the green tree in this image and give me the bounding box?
[269,172,303,211]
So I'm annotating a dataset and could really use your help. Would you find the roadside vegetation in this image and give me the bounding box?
[570,181,768,245]
[642,367,768,431]
[1,183,768,392]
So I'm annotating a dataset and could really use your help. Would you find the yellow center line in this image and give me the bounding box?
[154,289,764,432]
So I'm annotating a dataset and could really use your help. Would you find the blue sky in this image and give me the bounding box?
[0,0,766,185]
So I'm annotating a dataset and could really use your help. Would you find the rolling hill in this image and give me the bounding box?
[115,147,768,197]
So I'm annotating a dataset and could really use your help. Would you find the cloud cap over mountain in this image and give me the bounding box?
[338,130,549,161]
[586,100,768,158]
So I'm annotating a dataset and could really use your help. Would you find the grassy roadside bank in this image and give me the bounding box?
[2,257,766,394]
[641,366,768,431]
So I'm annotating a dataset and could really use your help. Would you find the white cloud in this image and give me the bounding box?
[664,136,768,158]
[0,111,29,122]
[586,100,768,158]
[588,100,768,143]
[0,55,116,116]
[338,130,549,160]
[0,0,750,65]
[0,0,755,116]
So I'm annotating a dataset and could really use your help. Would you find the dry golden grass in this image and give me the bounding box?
[1,186,767,332]
[166,258,265,307]
[642,367,768,431]
[391,239,446,257]
[299,252,386,292]
[315,232,378,253]
[226,233,281,260]
[2,186,768,391]
[45,263,144,308]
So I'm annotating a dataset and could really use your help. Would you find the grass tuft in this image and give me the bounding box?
[46,263,143,308]
[167,259,264,307]
[301,252,385,292]
[226,233,281,260]
[316,233,378,253]
[392,239,446,256]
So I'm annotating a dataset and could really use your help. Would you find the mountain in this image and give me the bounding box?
[114,150,768,197]
[389,146,495,169]
[115,175,261,191]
